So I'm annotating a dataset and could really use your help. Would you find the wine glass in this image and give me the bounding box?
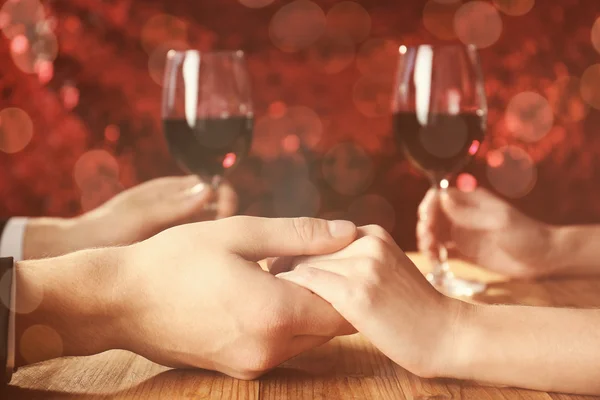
[162,50,254,189]
[392,44,488,297]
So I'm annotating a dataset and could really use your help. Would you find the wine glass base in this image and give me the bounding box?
[426,272,486,298]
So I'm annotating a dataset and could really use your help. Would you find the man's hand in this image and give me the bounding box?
[417,187,557,279]
[22,176,238,259]
[14,217,357,379]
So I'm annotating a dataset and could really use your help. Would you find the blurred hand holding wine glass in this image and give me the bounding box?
[392,44,488,296]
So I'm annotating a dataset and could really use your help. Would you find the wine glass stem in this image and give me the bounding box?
[430,179,451,286]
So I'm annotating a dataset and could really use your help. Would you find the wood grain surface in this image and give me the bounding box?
[3,254,599,399]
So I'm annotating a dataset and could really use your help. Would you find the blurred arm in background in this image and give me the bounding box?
[417,187,600,279]
[0,176,238,261]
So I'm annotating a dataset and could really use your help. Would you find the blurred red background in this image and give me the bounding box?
[1,0,600,250]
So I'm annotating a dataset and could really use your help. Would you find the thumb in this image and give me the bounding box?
[219,217,357,261]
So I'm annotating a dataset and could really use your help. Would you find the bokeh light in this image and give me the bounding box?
[286,106,323,149]
[580,64,600,110]
[456,172,478,192]
[10,33,58,75]
[104,125,120,143]
[268,101,287,118]
[20,325,63,365]
[0,266,42,313]
[141,14,188,54]
[322,142,374,196]
[486,145,537,198]
[73,149,120,190]
[308,31,355,74]
[493,0,535,16]
[60,83,80,110]
[592,17,600,55]
[0,107,34,154]
[35,59,54,84]
[282,134,301,153]
[454,1,503,49]
[422,0,461,40]
[353,76,392,118]
[326,1,371,44]
[269,0,326,52]
[356,38,398,80]
[10,34,29,54]
[0,0,44,39]
[347,194,396,232]
[547,76,589,123]
[239,0,275,8]
[505,91,553,142]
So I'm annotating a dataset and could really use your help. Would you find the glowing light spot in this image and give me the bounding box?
[326,1,371,44]
[547,76,589,123]
[580,64,600,110]
[269,0,326,53]
[282,134,300,153]
[505,91,553,142]
[35,59,54,84]
[64,16,82,34]
[347,194,396,232]
[104,125,120,143]
[468,140,480,155]
[287,106,323,149]
[308,30,355,74]
[141,14,188,54]
[456,173,478,192]
[493,0,535,16]
[239,0,275,8]
[20,325,63,365]
[10,34,28,54]
[486,146,537,199]
[0,107,34,154]
[322,142,374,196]
[399,45,407,54]
[222,152,237,169]
[60,84,80,110]
[440,179,449,189]
[73,150,119,190]
[454,1,503,49]
[0,0,44,39]
[356,38,398,79]
[423,0,461,40]
[353,76,392,118]
[268,101,287,118]
[487,150,504,168]
[592,17,600,55]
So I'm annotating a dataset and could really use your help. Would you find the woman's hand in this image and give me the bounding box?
[276,225,465,377]
[417,187,558,279]
[23,176,238,259]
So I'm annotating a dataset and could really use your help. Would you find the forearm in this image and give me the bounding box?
[548,225,600,278]
[447,303,600,395]
[22,217,84,260]
[14,248,127,367]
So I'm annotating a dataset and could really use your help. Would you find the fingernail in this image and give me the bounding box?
[328,220,356,238]
[188,183,207,196]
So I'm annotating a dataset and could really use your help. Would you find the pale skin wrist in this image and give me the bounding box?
[22,217,82,259]
[545,224,600,277]
[14,247,130,367]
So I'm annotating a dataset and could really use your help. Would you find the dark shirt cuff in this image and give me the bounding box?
[0,257,14,385]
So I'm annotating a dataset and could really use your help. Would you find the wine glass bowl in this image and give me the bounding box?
[162,50,254,187]
[392,44,488,297]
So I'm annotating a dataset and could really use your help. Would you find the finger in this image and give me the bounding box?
[215,182,239,219]
[284,234,394,271]
[440,188,500,230]
[277,265,351,320]
[268,225,393,275]
[219,217,357,261]
[275,275,355,337]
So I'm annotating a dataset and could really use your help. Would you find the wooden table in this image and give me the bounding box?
[4,253,600,399]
